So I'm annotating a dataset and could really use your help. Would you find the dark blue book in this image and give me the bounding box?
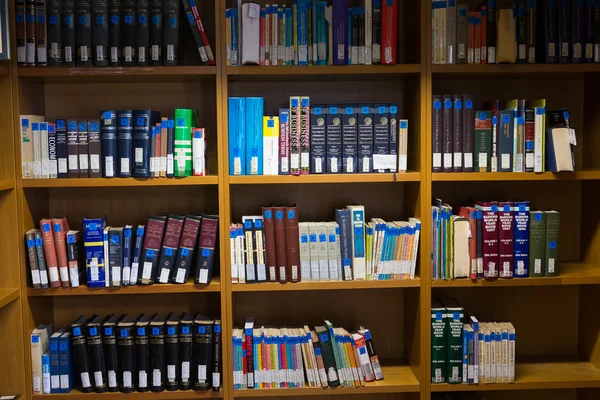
[538,0,558,63]
[58,332,73,392]
[357,104,374,173]
[342,105,358,173]
[166,118,174,178]
[373,104,389,171]
[572,0,585,63]
[326,105,342,174]
[334,208,353,280]
[513,201,530,278]
[309,105,326,174]
[498,110,514,172]
[132,110,161,178]
[48,123,58,179]
[55,119,68,178]
[136,0,150,66]
[49,330,63,393]
[558,0,571,63]
[117,110,133,177]
[101,110,117,178]
[584,0,594,62]
[130,225,145,285]
[123,225,133,286]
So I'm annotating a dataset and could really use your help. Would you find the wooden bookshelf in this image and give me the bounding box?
[231,278,420,292]
[432,171,600,181]
[229,172,420,184]
[31,389,224,399]
[22,176,220,188]
[0,179,15,191]
[432,63,600,76]
[0,288,19,309]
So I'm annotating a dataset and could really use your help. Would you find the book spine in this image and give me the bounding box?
[332,0,348,64]
[58,333,73,392]
[189,0,215,65]
[196,215,219,284]
[498,202,514,278]
[300,97,311,174]
[107,0,120,65]
[342,105,358,173]
[100,111,117,177]
[139,216,166,284]
[34,231,50,288]
[180,0,207,64]
[162,0,179,65]
[245,98,264,175]
[442,95,453,172]
[456,5,468,63]
[479,202,499,280]
[572,0,584,62]
[192,128,207,176]
[149,0,162,65]
[534,106,545,172]
[26,0,36,65]
[66,231,80,287]
[432,95,443,172]
[381,0,397,63]
[228,98,245,175]
[40,219,61,287]
[174,109,194,176]
[135,0,149,65]
[48,0,62,65]
[17,0,27,65]
[290,96,301,175]
[135,324,149,391]
[516,0,526,62]
[527,0,537,62]
[431,309,446,383]
[49,335,60,393]
[117,110,133,177]
[48,123,57,178]
[524,109,535,171]
[474,11,481,63]
[357,105,374,173]
[585,0,594,62]
[77,120,89,177]
[463,95,474,171]
[545,211,560,276]
[558,0,570,63]
[86,324,108,392]
[446,0,456,64]
[481,6,487,63]
[486,0,496,62]
[88,120,101,177]
[452,95,463,172]
[52,219,70,287]
[26,232,41,289]
[71,326,93,392]
[42,352,50,393]
[149,324,165,391]
[498,111,514,172]
[41,122,49,178]
[446,310,463,384]
[75,0,92,66]
[36,0,48,66]
[310,106,326,173]
[279,109,290,175]
[92,0,108,66]
[325,105,342,173]
[467,12,474,64]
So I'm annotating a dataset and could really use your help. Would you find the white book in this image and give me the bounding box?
[446,0,456,64]
[236,225,246,283]
[500,323,509,383]
[534,107,544,172]
[230,225,238,283]
[263,116,279,175]
[103,227,111,287]
[440,1,447,64]
[241,3,261,65]
[507,322,515,383]
[271,7,278,65]
[32,122,42,179]
[316,222,329,281]
[40,122,50,179]
[347,205,366,280]
[364,0,372,65]
[264,5,271,65]
[280,7,286,65]
[326,222,340,281]
[299,222,311,281]
[31,325,52,394]
[308,222,320,281]
[398,119,408,172]
[192,128,206,176]
[409,217,420,279]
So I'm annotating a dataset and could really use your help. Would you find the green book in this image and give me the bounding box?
[315,325,340,387]
[545,211,560,277]
[324,319,344,385]
[431,300,447,384]
[529,211,546,277]
[475,111,492,172]
[441,299,464,384]
[174,108,197,177]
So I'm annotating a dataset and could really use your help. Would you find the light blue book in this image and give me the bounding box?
[228,97,246,175]
[49,330,63,393]
[245,97,264,175]
[42,351,51,394]
[285,7,294,65]
[58,332,73,393]
[315,1,327,64]
[297,0,309,64]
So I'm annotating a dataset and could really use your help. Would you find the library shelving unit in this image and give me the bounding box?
[5,1,600,400]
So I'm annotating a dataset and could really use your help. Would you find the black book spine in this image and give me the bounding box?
[211,322,221,391]
[162,0,179,65]
[487,0,497,63]
[594,0,600,62]
[100,110,117,177]
[75,0,93,66]
[358,10,365,64]
[136,0,150,65]
[517,0,527,63]
[558,0,571,63]
[166,118,175,176]
[117,110,133,177]
[56,119,68,178]
[122,0,136,66]
[150,325,166,392]
[26,0,35,66]
[135,325,150,392]
[432,94,443,172]
[372,0,381,64]
[351,10,358,64]
[452,95,463,172]
[101,326,119,392]
[16,0,26,66]
[357,105,374,173]
[573,0,585,62]
[179,322,193,390]
[181,0,208,65]
[165,324,179,391]
[117,326,135,393]
[527,0,537,63]
[585,0,594,62]
[149,0,162,65]
[86,326,107,392]
[71,326,94,393]
[108,0,121,66]
[442,94,453,172]
[192,322,213,391]
[462,95,474,172]
[132,109,161,178]
[62,0,76,66]
[47,0,62,66]
[539,0,558,63]
[92,0,109,66]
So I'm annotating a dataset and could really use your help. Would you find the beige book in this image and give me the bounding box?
[316,223,329,281]
[506,322,516,383]
[398,119,408,172]
[20,115,45,179]
[489,323,497,383]
[500,322,510,383]
[31,324,52,394]
[452,216,470,279]
[307,223,320,281]
[497,9,516,63]
[409,217,421,279]
[547,128,575,172]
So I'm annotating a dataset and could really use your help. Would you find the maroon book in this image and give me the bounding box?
[157,215,185,284]
[476,200,499,280]
[498,202,514,279]
[138,215,167,284]
[171,215,202,284]
[195,214,219,284]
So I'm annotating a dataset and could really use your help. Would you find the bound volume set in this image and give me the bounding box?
[432,0,600,64]
[16,0,215,67]
[231,204,420,284]
[233,318,383,390]
[431,299,516,385]
[26,214,219,289]
[432,96,576,173]
[31,314,221,394]
[20,109,208,180]
[432,198,561,280]
[227,0,399,66]
[229,96,408,175]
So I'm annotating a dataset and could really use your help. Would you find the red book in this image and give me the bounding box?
[283,206,300,282]
[139,215,166,284]
[157,215,184,283]
[190,2,216,65]
[381,0,398,64]
[458,206,478,280]
[52,217,70,288]
[196,214,219,284]
[244,318,255,389]
[498,201,514,279]
[475,201,499,280]
[260,7,266,65]
[480,6,487,64]
[40,218,60,288]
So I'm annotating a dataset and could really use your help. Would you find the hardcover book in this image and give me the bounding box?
[498,202,514,279]
[101,314,119,392]
[116,316,136,393]
[135,315,151,392]
[476,201,499,280]
[138,215,166,284]
[529,211,546,277]
[326,105,342,173]
[513,201,530,278]
[342,105,358,173]
[196,214,219,284]
[157,215,184,284]
[545,211,560,276]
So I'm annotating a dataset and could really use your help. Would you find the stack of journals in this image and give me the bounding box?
[230,204,420,284]
[431,300,516,385]
[33,314,221,394]
[25,214,219,289]
[16,0,215,67]
[432,96,576,173]
[229,96,408,175]
[20,109,209,180]
[233,318,383,390]
[227,0,399,66]
[431,198,561,280]
[432,0,600,64]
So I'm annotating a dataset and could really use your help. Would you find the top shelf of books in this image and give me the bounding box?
[432,64,600,77]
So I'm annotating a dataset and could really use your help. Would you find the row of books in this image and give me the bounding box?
[32,313,221,394]
[228,97,407,176]
[227,0,398,66]
[432,198,561,280]
[16,0,215,67]
[431,299,516,385]
[233,318,383,390]
[20,109,208,180]
[433,0,600,65]
[432,96,576,173]
[26,214,219,289]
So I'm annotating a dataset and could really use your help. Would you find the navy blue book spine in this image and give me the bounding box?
[132,110,161,178]
[558,0,571,63]
[584,0,594,62]
[123,226,133,285]
[357,104,374,173]
[117,110,133,177]
[373,104,389,166]
[166,118,174,178]
[513,201,530,278]
[101,110,118,178]
[55,119,68,178]
[342,105,358,173]
[326,105,342,174]
[309,105,326,174]
[334,208,353,280]
[498,110,514,172]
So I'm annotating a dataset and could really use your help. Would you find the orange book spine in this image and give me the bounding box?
[52,217,71,287]
[40,218,60,288]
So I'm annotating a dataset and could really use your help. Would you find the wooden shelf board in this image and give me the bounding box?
[229,172,420,184]
[17,66,216,83]
[227,65,421,81]
[0,64,9,75]
[432,171,600,182]
[233,365,419,397]
[0,179,14,191]
[431,361,600,391]
[0,288,19,310]
[27,278,220,296]
[232,277,420,292]
[22,176,219,188]
[32,389,222,399]
[432,64,600,76]
[431,263,600,287]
